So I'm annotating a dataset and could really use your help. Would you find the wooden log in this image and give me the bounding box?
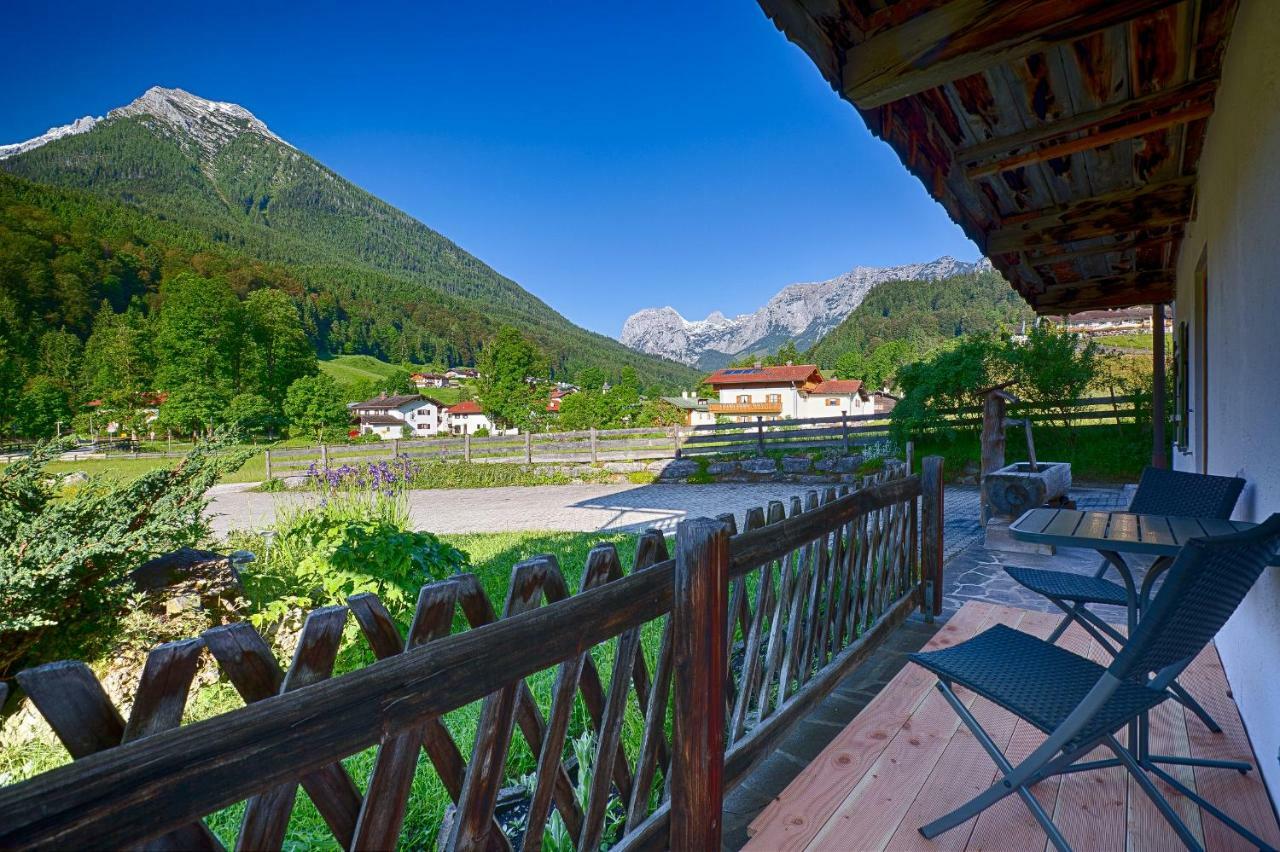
[524,432,532,464]
[670,517,728,851]
[921,456,944,618]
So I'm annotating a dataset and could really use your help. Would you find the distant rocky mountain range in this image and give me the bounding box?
[619,256,992,368]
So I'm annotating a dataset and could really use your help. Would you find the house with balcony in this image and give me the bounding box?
[351,393,447,439]
[660,392,718,426]
[705,364,874,421]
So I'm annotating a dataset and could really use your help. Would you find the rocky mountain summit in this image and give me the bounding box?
[0,115,100,160]
[0,87,289,163]
[620,256,991,368]
[107,86,292,158]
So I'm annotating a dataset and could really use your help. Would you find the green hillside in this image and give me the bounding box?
[0,94,698,389]
[807,269,1033,369]
[317,355,412,385]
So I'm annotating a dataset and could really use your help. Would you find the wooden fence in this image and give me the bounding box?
[0,459,945,850]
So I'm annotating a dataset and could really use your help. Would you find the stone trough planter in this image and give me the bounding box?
[982,461,1072,554]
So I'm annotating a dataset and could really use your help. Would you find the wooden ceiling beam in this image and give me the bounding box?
[985,176,1195,254]
[1033,276,1175,312]
[842,0,1183,109]
[1021,232,1180,266]
[961,82,1218,177]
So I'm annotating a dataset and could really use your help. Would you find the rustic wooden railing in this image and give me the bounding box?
[0,459,944,850]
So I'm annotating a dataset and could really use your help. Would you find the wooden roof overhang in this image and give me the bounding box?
[757,0,1239,313]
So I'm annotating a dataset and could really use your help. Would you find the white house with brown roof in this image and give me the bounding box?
[704,364,873,422]
[351,393,447,439]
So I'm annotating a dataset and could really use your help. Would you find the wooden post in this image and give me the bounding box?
[590,427,599,464]
[905,439,915,473]
[464,432,471,463]
[391,437,399,459]
[1022,419,1038,471]
[673,425,682,460]
[671,517,728,850]
[755,416,765,456]
[921,456,944,620]
[524,431,532,464]
[320,442,328,470]
[264,448,272,481]
[841,412,850,454]
[1151,302,1168,469]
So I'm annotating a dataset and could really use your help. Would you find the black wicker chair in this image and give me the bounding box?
[1004,467,1244,731]
[912,514,1280,852]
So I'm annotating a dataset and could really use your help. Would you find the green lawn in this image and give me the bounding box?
[1098,332,1154,350]
[29,451,268,485]
[316,353,413,384]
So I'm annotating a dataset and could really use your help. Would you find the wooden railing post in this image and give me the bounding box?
[673,425,682,460]
[590,427,599,463]
[264,448,273,481]
[320,442,328,470]
[841,412,850,453]
[672,517,728,849]
[921,456,944,620]
[463,432,471,463]
[391,437,399,459]
[755,416,765,456]
[525,431,533,464]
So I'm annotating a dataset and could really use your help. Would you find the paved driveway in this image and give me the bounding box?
[206,482,822,538]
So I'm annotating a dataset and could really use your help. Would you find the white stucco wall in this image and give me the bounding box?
[1173,0,1280,798]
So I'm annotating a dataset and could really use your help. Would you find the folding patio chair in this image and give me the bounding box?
[1003,466,1244,732]
[910,513,1280,852]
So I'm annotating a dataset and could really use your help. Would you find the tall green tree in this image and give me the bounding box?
[242,288,316,408]
[153,274,243,433]
[80,301,154,412]
[283,374,350,441]
[476,327,545,431]
[14,377,71,438]
[36,329,82,393]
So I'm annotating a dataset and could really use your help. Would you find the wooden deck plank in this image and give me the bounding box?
[1051,626,1128,851]
[1128,698,1205,851]
[1180,644,1280,850]
[1017,508,1060,535]
[745,602,1280,852]
[1043,510,1085,538]
[880,612,1031,851]
[964,613,1093,852]
[744,602,1001,849]
[1105,513,1141,546]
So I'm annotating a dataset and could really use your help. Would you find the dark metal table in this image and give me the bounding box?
[1009,507,1275,777]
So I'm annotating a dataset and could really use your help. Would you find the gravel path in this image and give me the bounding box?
[205,482,823,538]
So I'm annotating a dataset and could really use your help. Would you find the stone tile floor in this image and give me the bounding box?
[722,482,1136,849]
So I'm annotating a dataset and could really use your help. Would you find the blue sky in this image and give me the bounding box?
[1,0,977,337]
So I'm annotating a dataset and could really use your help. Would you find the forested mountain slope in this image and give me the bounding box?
[0,87,698,387]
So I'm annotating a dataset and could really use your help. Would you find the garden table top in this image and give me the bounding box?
[1010,508,1280,565]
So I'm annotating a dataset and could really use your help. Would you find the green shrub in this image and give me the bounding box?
[0,437,251,675]
[245,491,468,628]
[254,477,286,492]
[627,470,657,485]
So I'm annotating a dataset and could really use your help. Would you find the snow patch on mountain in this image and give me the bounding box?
[0,115,100,160]
[620,256,992,367]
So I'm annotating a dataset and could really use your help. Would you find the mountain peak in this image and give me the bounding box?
[108,86,291,156]
[0,115,101,160]
[620,255,992,368]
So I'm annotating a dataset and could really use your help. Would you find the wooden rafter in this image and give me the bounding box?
[961,81,1218,177]
[985,176,1195,254]
[1033,270,1174,311]
[841,0,1184,109]
[1020,232,1180,267]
